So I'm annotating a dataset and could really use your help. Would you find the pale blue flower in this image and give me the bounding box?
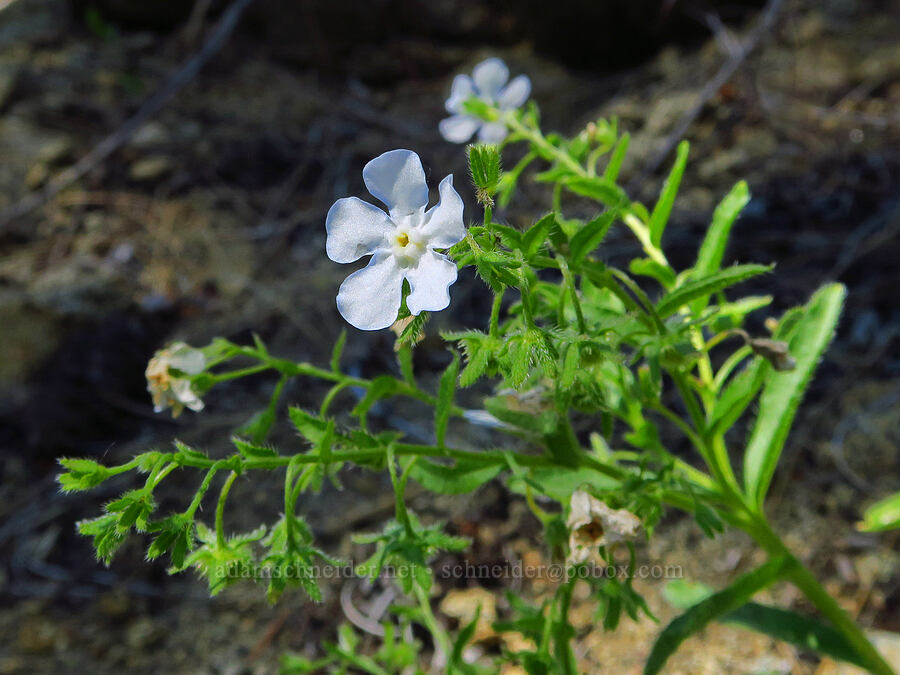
[439,57,531,144]
[326,150,465,331]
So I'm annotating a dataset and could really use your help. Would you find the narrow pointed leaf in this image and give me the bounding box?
[743,284,845,507]
[690,181,750,313]
[655,264,771,318]
[644,557,793,675]
[649,140,689,247]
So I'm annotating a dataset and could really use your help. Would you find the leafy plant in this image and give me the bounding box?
[58,58,896,674]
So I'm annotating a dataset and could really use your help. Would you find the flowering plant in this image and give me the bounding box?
[59,58,896,674]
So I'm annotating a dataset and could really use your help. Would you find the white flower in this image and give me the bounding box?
[145,342,206,417]
[326,149,466,331]
[566,490,642,567]
[439,57,531,144]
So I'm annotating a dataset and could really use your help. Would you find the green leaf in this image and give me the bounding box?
[690,181,750,313]
[232,436,278,458]
[288,407,331,445]
[77,513,127,565]
[506,466,618,502]
[493,223,523,251]
[663,579,715,609]
[522,213,557,258]
[351,376,398,419]
[649,140,689,247]
[644,557,793,675]
[569,211,615,265]
[662,581,870,668]
[57,458,112,492]
[629,258,676,288]
[330,330,347,372]
[172,441,207,464]
[709,358,767,435]
[859,491,900,532]
[484,395,557,434]
[743,284,846,507]
[409,459,503,495]
[435,353,459,447]
[562,176,628,209]
[449,605,482,673]
[655,264,772,318]
[724,603,869,669]
[603,132,630,183]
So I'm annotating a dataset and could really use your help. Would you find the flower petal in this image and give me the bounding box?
[325,197,394,263]
[497,74,531,110]
[336,250,404,330]
[438,114,480,144]
[472,57,509,100]
[168,345,206,375]
[445,74,476,113]
[421,175,465,248]
[477,121,508,144]
[363,149,428,218]
[405,250,458,315]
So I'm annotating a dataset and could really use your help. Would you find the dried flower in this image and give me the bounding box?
[566,490,641,566]
[145,342,206,417]
[326,149,465,331]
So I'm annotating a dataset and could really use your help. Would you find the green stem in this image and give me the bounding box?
[184,466,219,518]
[489,289,504,338]
[209,363,270,383]
[622,212,670,268]
[414,584,451,664]
[712,345,752,392]
[506,115,586,177]
[555,580,578,675]
[215,471,239,549]
[557,255,587,333]
[750,517,896,675]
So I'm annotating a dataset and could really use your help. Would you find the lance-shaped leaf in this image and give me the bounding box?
[649,140,689,247]
[743,284,845,508]
[654,264,771,318]
[859,491,900,532]
[690,180,750,313]
[645,556,793,675]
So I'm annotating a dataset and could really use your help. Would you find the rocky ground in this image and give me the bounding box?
[0,0,898,672]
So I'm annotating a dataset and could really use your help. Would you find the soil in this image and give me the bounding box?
[0,0,898,673]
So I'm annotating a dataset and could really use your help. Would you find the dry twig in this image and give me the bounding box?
[629,0,785,193]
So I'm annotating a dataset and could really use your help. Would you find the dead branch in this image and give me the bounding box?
[629,0,785,194]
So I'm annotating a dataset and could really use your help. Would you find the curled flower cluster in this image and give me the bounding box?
[145,342,206,417]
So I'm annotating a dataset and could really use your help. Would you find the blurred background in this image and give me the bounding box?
[0,0,898,672]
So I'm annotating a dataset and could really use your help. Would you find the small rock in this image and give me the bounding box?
[129,155,174,181]
[24,162,50,189]
[130,121,169,147]
[17,617,56,655]
[36,137,72,163]
[126,618,166,650]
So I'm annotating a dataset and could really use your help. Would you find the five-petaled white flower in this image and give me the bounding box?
[145,342,206,417]
[325,149,465,331]
[439,57,531,144]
